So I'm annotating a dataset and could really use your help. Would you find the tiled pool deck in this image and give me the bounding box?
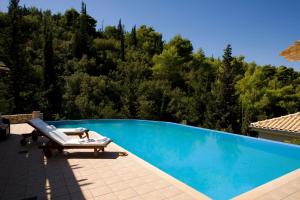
[1,124,300,200]
[233,169,300,200]
[0,124,209,200]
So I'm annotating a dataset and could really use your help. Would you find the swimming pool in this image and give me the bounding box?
[50,119,300,199]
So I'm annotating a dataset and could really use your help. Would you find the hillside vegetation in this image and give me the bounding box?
[0,1,299,134]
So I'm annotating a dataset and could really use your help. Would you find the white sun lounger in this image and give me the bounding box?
[51,126,90,139]
[21,120,90,145]
[27,118,112,157]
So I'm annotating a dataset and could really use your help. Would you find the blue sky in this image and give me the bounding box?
[1,0,300,70]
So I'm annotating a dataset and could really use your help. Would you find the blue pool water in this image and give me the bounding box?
[50,119,300,199]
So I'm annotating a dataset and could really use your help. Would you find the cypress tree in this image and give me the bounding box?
[42,14,62,119]
[130,25,137,48]
[43,16,55,117]
[72,30,81,58]
[72,1,90,58]
[43,20,54,90]
[118,19,125,61]
[7,0,25,112]
[205,45,240,133]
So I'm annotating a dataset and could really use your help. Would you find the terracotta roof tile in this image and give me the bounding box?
[249,112,300,134]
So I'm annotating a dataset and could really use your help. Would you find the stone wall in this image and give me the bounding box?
[258,132,300,142]
[2,111,43,124]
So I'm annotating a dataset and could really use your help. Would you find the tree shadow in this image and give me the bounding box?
[0,132,122,199]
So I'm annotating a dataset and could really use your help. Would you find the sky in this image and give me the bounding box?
[1,0,300,71]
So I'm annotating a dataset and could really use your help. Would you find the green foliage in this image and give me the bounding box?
[0,73,11,112]
[5,0,38,112]
[153,46,184,83]
[0,0,299,134]
[72,2,94,58]
[63,73,122,119]
[118,19,125,61]
[204,45,242,133]
[167,88,199,124]
[62,9,79,29]
[137,80,171,120]
[164,35,193,62]
[136,25,163,56]
[129,25,137,48]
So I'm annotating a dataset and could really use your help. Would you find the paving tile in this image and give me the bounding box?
[132,183,155,195]
[86,181,107,190]
[70,189,93,200]
[114,188,139,200]
[126,196,145,200]
[170,193,195,200]
[141,190,167,200]
[3,124,209,200]
[104,174,123,185]
[127,177,145,187]
[140,174,159,183]
[1,192,27,200]
[67,183,84,194]
[94,193,119,200]
[284,190,300,200]
[100,171,117,179]
[119,172,137,181]
[51,194,71,200]
[90,185,112,197]
[278,184,300,195]
[159,186,183,198]
[108,181,130,192]
[46,185,70,198]
[150,180,170,190]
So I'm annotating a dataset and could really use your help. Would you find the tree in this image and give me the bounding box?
[0,69,11,113]
[42,14,62,118]
[153,46,183,87]
[63,73,122,119]
[43,17,54,89]
[72,1,90,58]
[0,1,299,134]
[63,9,79,30]
[236,64,266,134]
[6,0,26,112]
[167,88,198,124]
[129,25,137,48]
[118,19,125,61]
[185,49,216,125]
[136,25,163,56]
[137,80,171,120]
[118,50,152,118]
[164,35,193,62]
[153,35,193,88]
[205,45,240,133]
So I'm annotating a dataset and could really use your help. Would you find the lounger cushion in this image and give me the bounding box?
[56,127,88,133]
[65,137,111,146]
[50,130,111,146]
[28,118,112,147]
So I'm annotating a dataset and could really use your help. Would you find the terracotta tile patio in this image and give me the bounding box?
[0,124,209,200]
[2,123,300,200]
[233,169,300,200]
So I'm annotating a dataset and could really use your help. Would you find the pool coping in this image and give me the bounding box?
[232,168,300,199]
[108,138,211,200]
[51,119,300,199]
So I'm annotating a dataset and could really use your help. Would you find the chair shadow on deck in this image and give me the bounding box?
[66,151,127,159]
[0,133,123,200]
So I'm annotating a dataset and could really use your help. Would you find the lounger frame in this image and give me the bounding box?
[21,123,89,145]
[27,120,111,157]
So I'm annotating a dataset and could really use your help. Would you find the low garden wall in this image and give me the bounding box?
[2,111,43,124]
